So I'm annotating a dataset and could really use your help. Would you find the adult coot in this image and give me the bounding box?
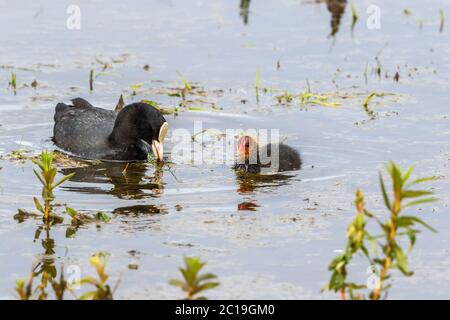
[234,135,301,173]
[53,98,168,161]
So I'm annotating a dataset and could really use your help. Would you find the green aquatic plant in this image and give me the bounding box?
[362,92,383,119]
[325,162,438,300]
[169,256,219,300]
[16,252,117,300]
[439,9,445,33]
[65,207,111,237]
[300,92,341,108]
[130,82,144,96]
[351,1,359,33]
[9,72,17,94]
[89,69,94,91]
[77,252,115,300]
[276,90,294,104]
[240,0,251,24]
[255,67,261,103]
[32,151,75,222]
[141,99,178,115]
[177,71,192,92]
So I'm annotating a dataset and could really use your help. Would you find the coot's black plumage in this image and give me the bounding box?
[53,98,168,161]
[234,135,302,173]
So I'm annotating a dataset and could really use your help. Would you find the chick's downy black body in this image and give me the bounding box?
[53,98,167,161]
[234,136,302,173]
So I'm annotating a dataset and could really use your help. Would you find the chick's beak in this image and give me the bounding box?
[151,140,164,162]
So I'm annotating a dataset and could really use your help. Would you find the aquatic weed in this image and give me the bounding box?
[325,162,438,300]
[89,69,94,91]
[32,151,75,222]
[351,2,359,33]
[169,256,219,300]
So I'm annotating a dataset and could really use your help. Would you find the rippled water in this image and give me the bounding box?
[0,0,450,299]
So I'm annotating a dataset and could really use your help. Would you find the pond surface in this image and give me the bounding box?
[0,0,450,299]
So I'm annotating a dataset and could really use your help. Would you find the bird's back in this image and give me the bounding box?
[53,100,117,159]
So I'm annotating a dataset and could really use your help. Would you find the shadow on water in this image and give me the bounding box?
[60,162,164,200]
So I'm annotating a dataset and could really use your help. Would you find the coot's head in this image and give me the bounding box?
[110,103,169,161]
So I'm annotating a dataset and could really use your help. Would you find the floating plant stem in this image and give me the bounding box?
[89,69,94,91]
[351,1,359,33]
[255,67,260,104]
[362,92,382,119]
[177,71,192,92]
[439,9,445,33]
[9,72,17,95]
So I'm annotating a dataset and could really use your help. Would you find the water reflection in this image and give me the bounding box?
[237,201,259,211]
[235,172,296,194]
[235,172,297,211]
[112,204,167,216]
[240,0,251,25]
[60,162,164,200]
[325,0,347,37]
[238,0,347,37]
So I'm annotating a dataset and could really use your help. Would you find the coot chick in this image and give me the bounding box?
[234,135,301,173]
[53,98,168,162]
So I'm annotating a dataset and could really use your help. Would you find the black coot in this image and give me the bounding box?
[234,135,302,173]
[53,98,168,161]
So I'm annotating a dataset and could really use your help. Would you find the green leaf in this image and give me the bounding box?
[53,172,76,189]
[403,197,438,208]
[33,197,44,213]
[78,291,96,300]
[379,174,391,211]
[95,211,111,223]
[196,273,218,283]
[193,282,219,294]
[406,176,438,187]
[66,206,78,219]
[48,167,57,186]
[130,82,144,91]
[402,190,433,199]
[65,226,77,238]
[177,71,192,92]
[33,169,46,186]
[402,165,415,184]
[399,215,437,233]
[389,162,403,197]
[141,99,160,109]
[169,279,185,288]
[392,243,413,276]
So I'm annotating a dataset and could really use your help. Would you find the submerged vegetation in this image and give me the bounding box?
[325,162,438,300]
